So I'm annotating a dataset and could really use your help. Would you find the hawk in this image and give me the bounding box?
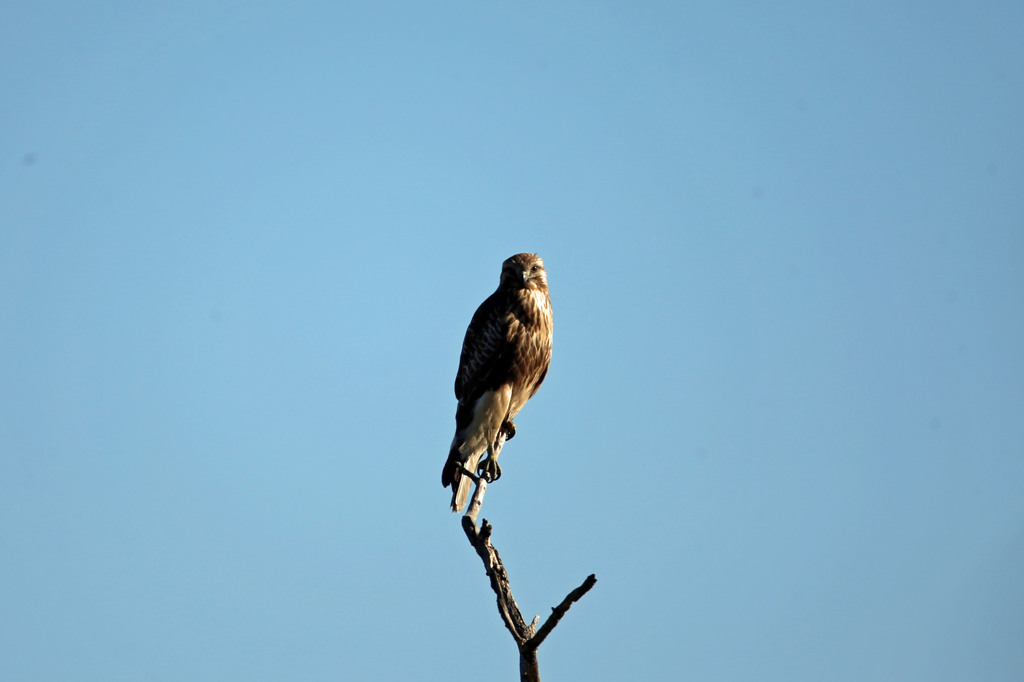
[442,253,554,513]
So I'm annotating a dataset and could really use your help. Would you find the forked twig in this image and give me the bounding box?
[458,437,597,682]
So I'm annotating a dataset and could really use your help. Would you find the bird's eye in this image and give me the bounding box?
[531,265,539,272]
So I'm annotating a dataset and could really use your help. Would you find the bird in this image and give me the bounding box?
[442,253,554,513]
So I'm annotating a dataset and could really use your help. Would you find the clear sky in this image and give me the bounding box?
[2,2,1022,680]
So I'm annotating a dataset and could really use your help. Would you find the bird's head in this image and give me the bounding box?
[501,253,547,291]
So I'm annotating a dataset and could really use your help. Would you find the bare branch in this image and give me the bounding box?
[461,515,533,645]
[455,428,595,681]
[464,477,486,526]
[527,574,599,650]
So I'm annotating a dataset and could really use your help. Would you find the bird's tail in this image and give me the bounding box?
[443,448,482,514]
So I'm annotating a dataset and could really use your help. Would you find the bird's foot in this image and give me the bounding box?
[479,456,502,482]
[456,463,480,483]
[501,420,516,441]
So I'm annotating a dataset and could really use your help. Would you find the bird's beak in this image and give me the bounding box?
[521,270,530,284]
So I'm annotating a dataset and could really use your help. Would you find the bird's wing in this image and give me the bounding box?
[455,289,511,404]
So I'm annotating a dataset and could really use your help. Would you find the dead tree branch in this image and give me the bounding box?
[529,573,599,650]
[459,457,597,682]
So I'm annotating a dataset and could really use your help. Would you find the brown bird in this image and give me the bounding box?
[442,253,554,513]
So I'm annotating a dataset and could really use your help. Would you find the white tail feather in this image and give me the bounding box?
[451,452,482,513]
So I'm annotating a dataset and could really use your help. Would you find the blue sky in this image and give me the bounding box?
[2,2,1022,680]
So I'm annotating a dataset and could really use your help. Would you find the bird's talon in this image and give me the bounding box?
[480,457,502,482]
[502,420,517,441]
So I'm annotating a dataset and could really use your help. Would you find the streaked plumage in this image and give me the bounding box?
[442,253,553,512]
